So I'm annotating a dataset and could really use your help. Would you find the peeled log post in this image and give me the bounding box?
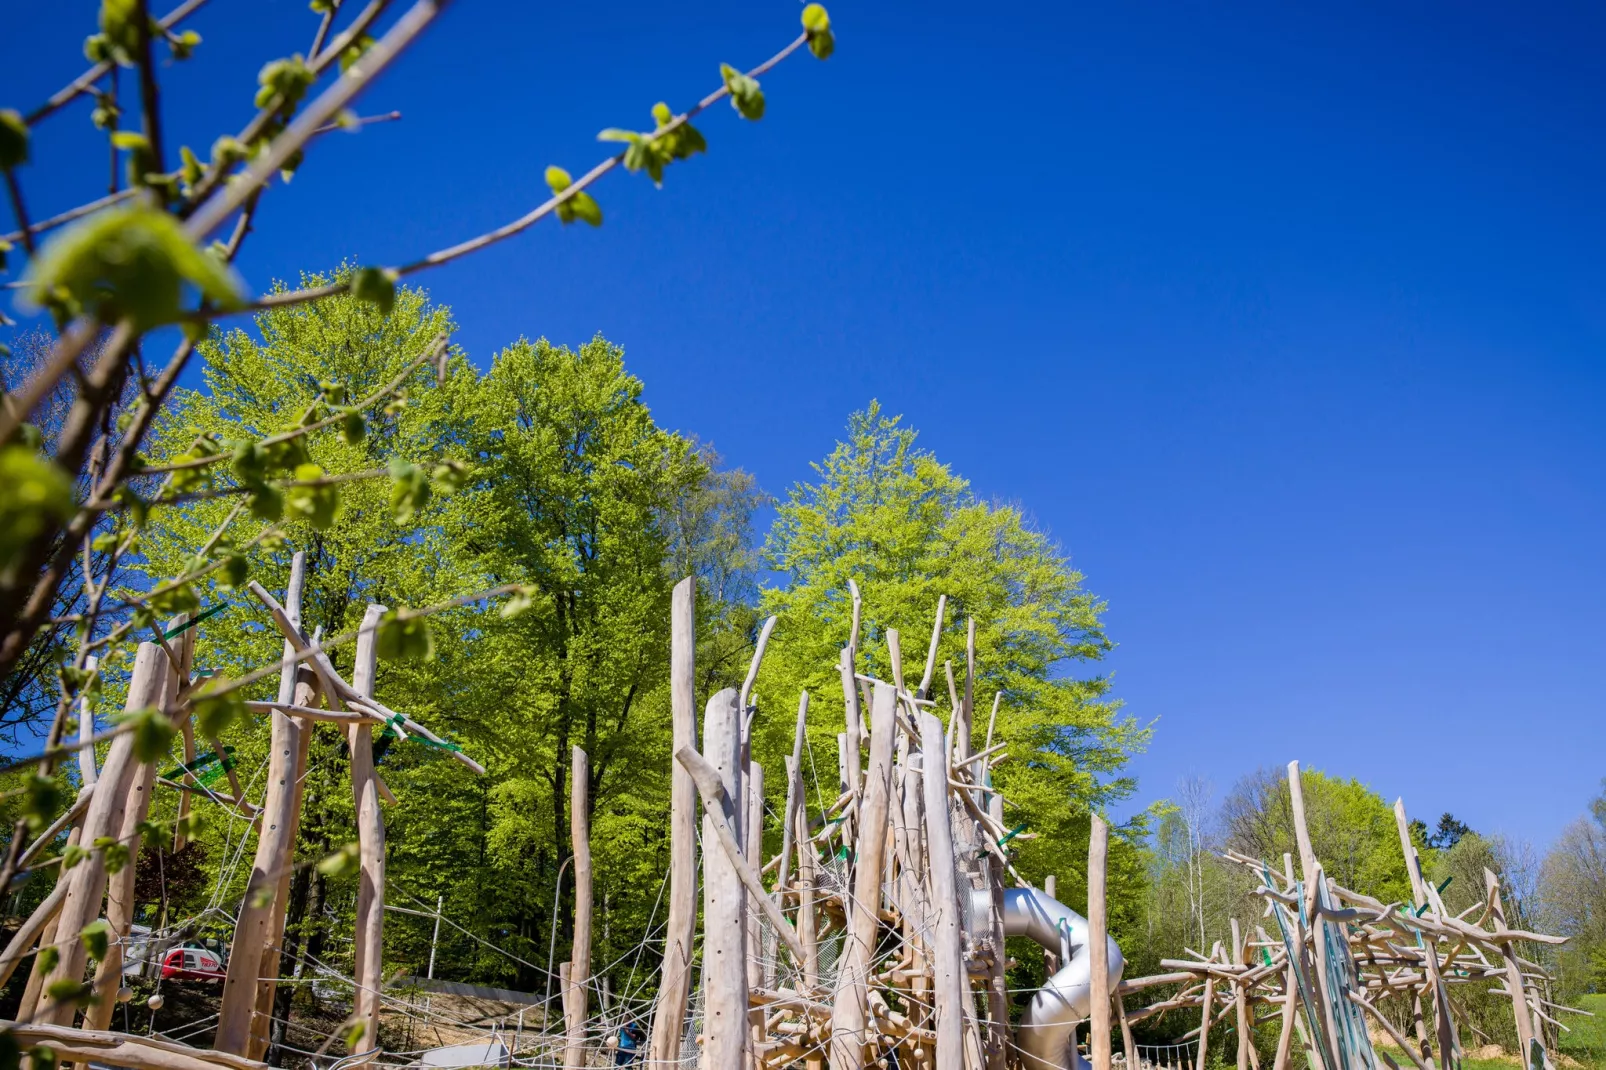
[698,688,746,1070]
[88,620,192,1028]
[1194,971,1217,1070]
[777,693,809,893]
[1044,875,1059,974]
[919,709,965,1070]
[218,552,306,1056]
[1394,797,1457,1070]
[1089,816,1112,1070]
[651,576,698,1068]
[828,683,897,1070]
[349,605,388,1060]
[1231,920,1249,1070]
[746,762,768,1009]
[1485,868,1539,1063]
[566,746,593,1070]
[38,641,167,1026]
[1287,762,1339,1070]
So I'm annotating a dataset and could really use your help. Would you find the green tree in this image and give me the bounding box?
[753,401,1148,908]
[132,296,760,1048]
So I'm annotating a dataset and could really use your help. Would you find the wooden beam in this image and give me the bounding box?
[566,746,593,1070]
[920,709,965,1070]
[1090,816,1112,1070]
[38,640,167,1026]
[698,688,746,1070]
[828,683,897,1070]
[217,551,306,1055]
[349,604,387,1062]
[651,575,698,1068]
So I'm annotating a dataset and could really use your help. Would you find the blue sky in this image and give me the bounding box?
[9,1,1605,847]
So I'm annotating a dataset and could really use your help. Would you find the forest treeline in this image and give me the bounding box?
[3,273,1603,1061]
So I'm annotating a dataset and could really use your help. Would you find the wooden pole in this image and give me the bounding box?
[1195,968,1217,1070]
[1231,920,1249,1070]
[920,709,965,1070]
[698,688,746,1070]
[1394,798,1457,1070]
[1089,816,1112,1070]
[77,654,100,788]
[88,621,193,1028]
[1116,993,1136,1070]
[1485,868,1538,1063]
[349,604,387,1060]
[1044,875,1060,974]
[828,683,897,1070]
[566,746,593,1070]
[217,551,306,1055]
[1286,762,1339,1070]
[746,762,767,1051]
[777,694,809,894]
[652,576,698,1068]
[917,595,946,699]
[37,640,168,1026]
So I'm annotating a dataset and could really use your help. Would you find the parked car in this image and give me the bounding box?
[159,947,226,982]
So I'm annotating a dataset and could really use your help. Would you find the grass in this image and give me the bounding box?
[1368,996,1606,1070]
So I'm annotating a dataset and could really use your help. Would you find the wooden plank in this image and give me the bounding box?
[1089,816,1112,1070]
[698,688,746,1070]
[38,640,167,1026]
[651,575,698,1068]
[217,551,306,1055]
[919,709,965,1070]
[566,746,593,1070]
[349,604,387,1061]
[828,683,897,1070]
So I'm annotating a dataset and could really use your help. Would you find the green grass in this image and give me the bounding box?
[1557,993,1606,1069]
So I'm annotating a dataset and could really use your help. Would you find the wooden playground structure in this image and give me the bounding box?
[0,561,1575,1070]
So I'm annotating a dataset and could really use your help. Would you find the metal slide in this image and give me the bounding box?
[978,886,1125,1070]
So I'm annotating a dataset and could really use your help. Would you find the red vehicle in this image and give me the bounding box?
[159,947,226,982]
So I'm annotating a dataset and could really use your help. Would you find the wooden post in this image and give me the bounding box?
[1485,868,1538,1063]
[778,694,809,894]
[1195,969,1216,1070]
[1394,798,1457,1070]
[566,746,593,1070]
[1116,993,1136,1070]
[920,709,965,1070]
[349,605,387,1059]
[746,762,766,1050]
[698,688,745,1070]
[38,641,168,1026]
[652,576,698,1068]
[1287,762,1340,1070]
[1044,875,1060,974]
[959,619,975,760]
[840,649,862,794]
[1231,920,1249,1070]
[218,552,306,1055]
[1089,816,1112,1070]
[917,595,946,699]
[88,621,193,1028]
[796,761,820,997]
[828,683,897,1070]
[77,655,100,788]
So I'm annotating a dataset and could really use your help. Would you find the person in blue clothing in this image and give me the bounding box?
[614,1022,645,1066]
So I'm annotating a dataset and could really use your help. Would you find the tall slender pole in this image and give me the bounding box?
[699,688,746,1070]
[652,577,698,1068]
[1089,816,1112,1070]
[429,894,444,979]
[566,746,593,1070]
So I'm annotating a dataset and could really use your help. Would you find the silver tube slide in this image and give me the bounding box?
[980,886,1125,1070]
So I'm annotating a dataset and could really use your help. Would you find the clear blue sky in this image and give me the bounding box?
[10,2,1605,848]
